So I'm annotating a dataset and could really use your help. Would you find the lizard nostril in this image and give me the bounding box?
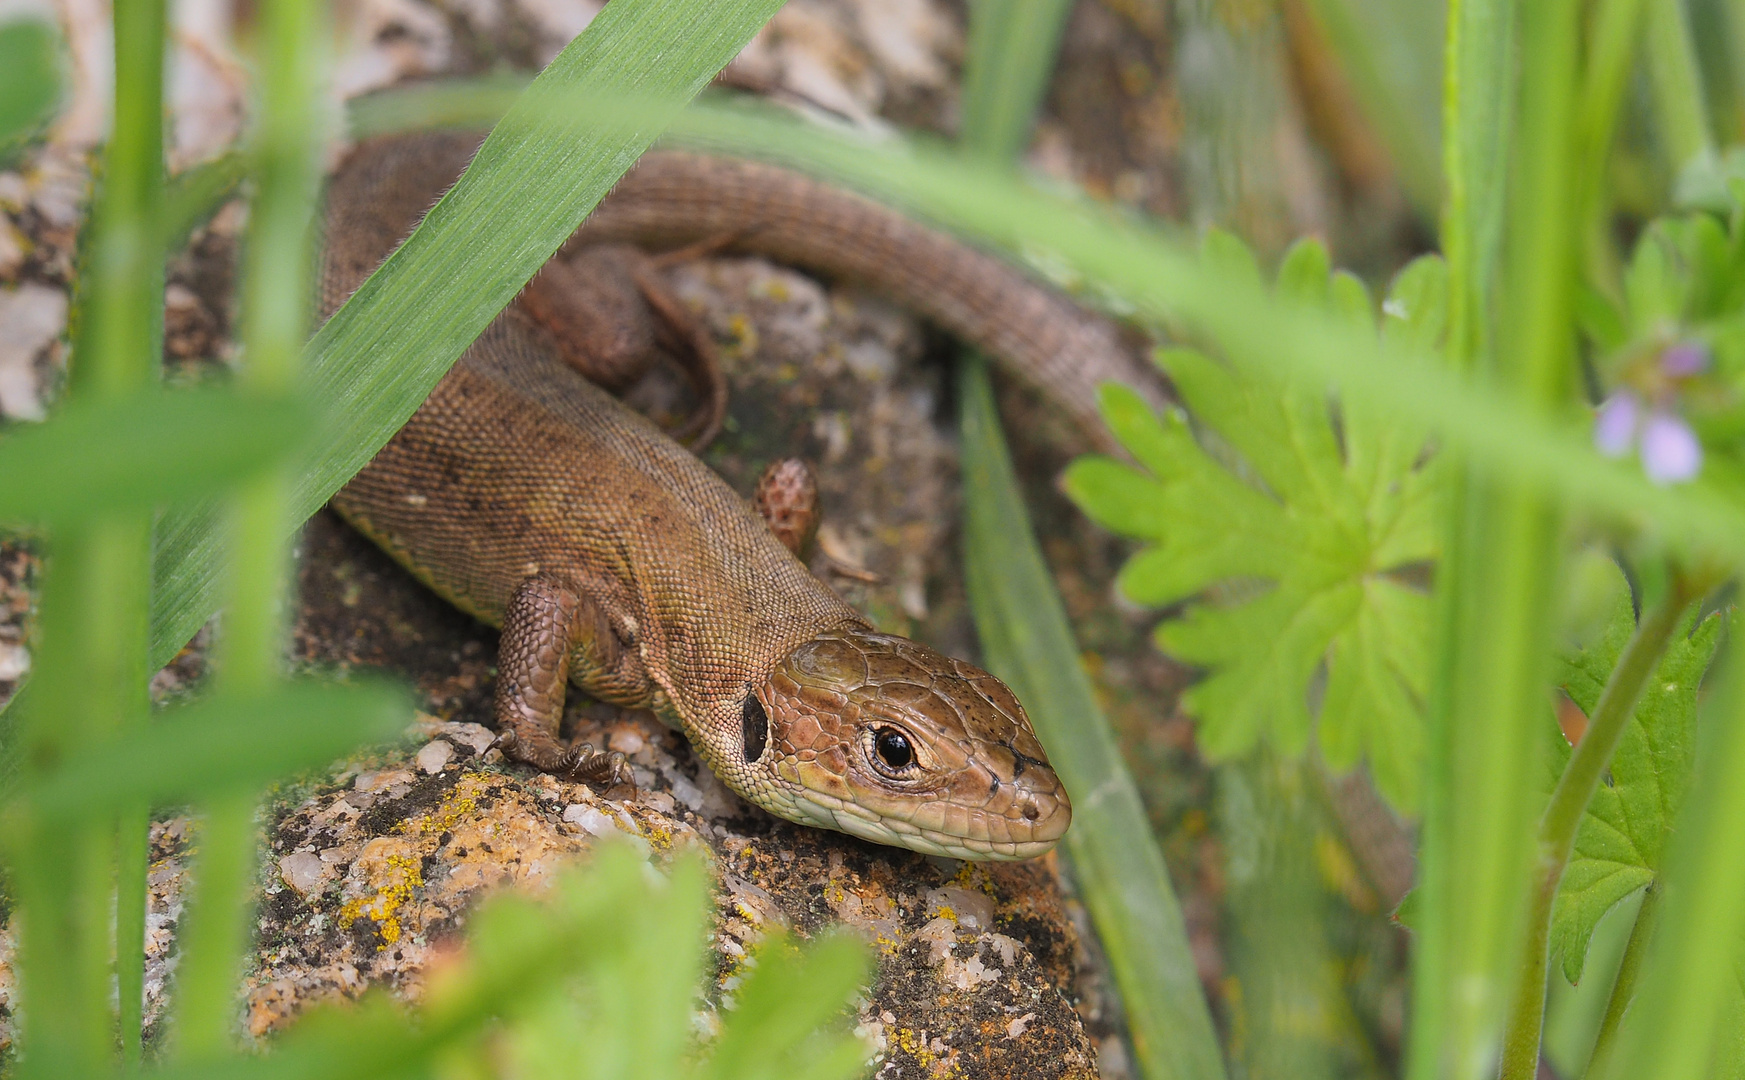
[1021,802,1041,822]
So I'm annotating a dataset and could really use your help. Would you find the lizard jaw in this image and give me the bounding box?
[712,629,1071,862]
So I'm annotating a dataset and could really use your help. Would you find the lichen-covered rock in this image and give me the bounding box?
[235,707,1096,1079]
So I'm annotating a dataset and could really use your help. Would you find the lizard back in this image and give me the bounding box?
[324,134,865,723]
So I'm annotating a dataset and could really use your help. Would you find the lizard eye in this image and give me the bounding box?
[742,692,768,763]
[871,726,916,775]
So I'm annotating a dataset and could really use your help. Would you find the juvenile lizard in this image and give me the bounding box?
[322,132,1150,861]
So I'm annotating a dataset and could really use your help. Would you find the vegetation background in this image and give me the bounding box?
[1,0,1744,1079]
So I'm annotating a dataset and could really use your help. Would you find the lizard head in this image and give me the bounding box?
[713,628,1071,861]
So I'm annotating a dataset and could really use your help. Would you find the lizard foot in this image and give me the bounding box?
[490,730,634,793]
[562,742,635,791]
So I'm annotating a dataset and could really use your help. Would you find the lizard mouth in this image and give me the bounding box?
[731,629,1071,861]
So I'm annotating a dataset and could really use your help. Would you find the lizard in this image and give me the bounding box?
[320,130,1155,861]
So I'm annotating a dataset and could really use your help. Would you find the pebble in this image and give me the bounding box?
[278,851,326,899]
[415,739,454,775]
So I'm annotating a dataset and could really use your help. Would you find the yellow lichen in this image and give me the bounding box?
[337,851,424,950]
[889,1026,964,1079]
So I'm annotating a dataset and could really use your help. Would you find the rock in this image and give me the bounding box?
[277,851,330,899]
[413,739,454,775]
[0,282,67,421]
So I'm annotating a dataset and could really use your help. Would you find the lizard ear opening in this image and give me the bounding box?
[741,690,768,763]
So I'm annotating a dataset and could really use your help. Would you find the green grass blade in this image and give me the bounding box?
[0,389,311,524]
[145,0,785,670]
[172,0,330,1057]
[1296,0,1442,215]
[7,680,411,820]
[164,150,249,257]
[9,1,166,1072]
[959,357,1225,1080]
[346,73,532,139]
[1646,0,1715,171]
[659,101,1745,569]
[960,0,1074,163]
[1438,0,1516,369]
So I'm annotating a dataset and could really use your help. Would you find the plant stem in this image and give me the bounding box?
[1645,0,1714,171]
[1497,579,1694,1080]
[1582,883,1661,1079]
[1413,0,1581,1075]
[171,0,324,1056]
[11,0,164,1073]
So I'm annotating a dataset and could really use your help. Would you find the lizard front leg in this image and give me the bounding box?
[492,573,635,788]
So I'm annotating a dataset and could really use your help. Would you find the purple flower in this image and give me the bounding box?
[1594,392,1641,457]
[1641,411,1703,483]
[1660,340,1711,378]
[1592,391,1703,483]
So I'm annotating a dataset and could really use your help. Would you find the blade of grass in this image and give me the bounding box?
[1581,881,1660,1078]
[164,150,249,257]
[1407,0,1517,1069]
[1574,0,1652,296]
[173,0,328,1057]
[1646,0,1715,172]
[346,72,532,139]
[1295,0,1442,215]
[956,13,1221,1073]
[146,0,786,672]
[657,99,1745,568]
[1417,0,1584,1073]
[960,357,1226,1080]
[1607,623,1745,1080]
[960,0,1074,163]
[10,0,166,1072]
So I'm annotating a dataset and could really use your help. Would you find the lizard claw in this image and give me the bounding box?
[564,743,634,792]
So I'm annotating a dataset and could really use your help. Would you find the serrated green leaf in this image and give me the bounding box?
[1066,242,1446,812]
[1547,562,1724,984]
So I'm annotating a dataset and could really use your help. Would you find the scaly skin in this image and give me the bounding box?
[320,131,1104,860]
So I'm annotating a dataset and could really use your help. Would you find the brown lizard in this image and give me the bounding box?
[321,131,1151,860]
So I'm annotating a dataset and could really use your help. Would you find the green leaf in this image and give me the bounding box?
[701,929,871,1080]
[1064,248,1446,812]
[1547,564,1724,984]
[0,389,311,525]
[0,18,61,158]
